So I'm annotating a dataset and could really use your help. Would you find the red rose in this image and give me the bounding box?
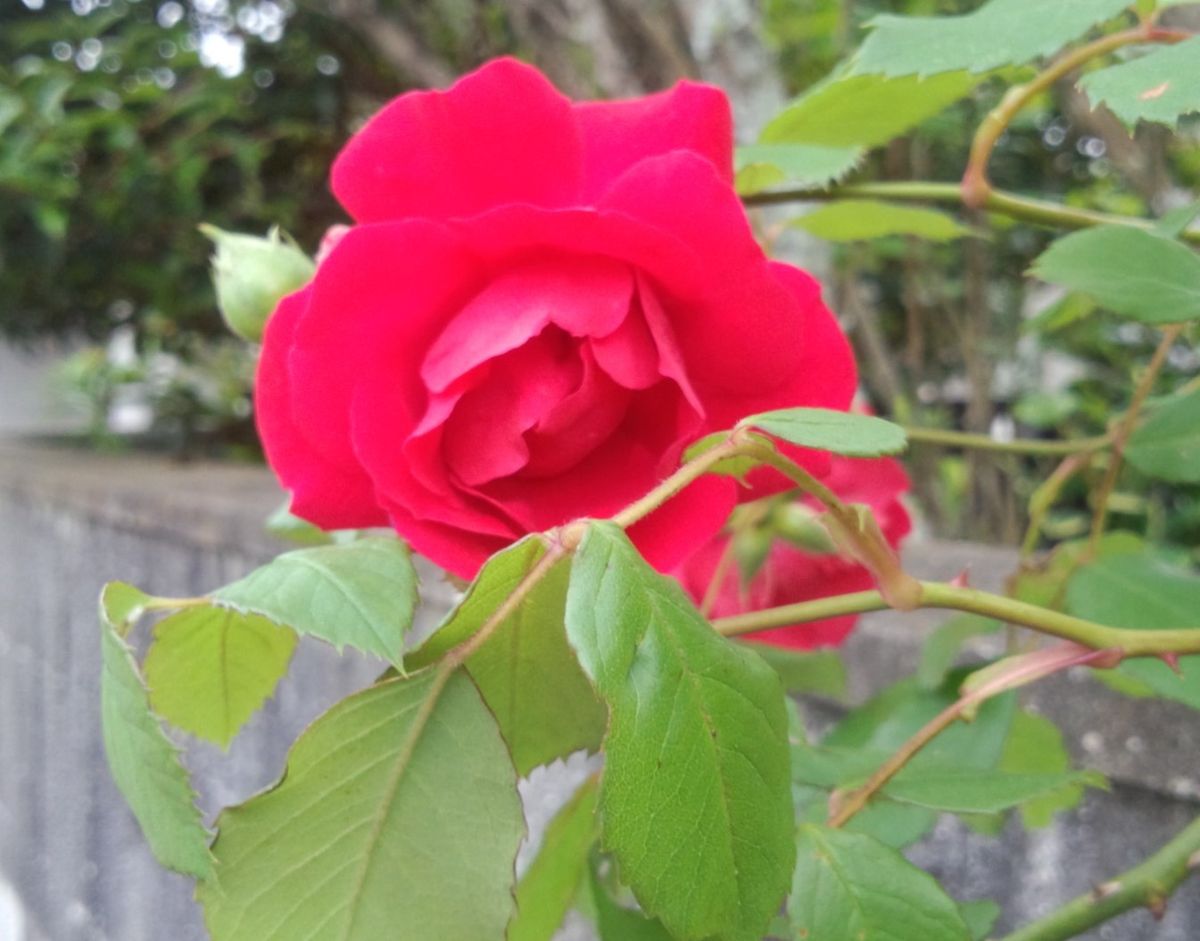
[256,58,856,579]
[675,455,912,649]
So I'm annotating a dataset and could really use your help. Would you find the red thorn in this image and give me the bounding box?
[950,568,971,589]
[1148,894,1167,921]
[1159,652,1183,675]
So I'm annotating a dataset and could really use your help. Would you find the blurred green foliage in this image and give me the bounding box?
[0,0,355,343]
[761,0,1200,550]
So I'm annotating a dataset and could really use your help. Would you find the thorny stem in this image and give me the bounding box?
[998,814,1200,941]
[610,433,747,529]
[712,580,1200,656]
[961,24,1188,208]
[742,441,849,513]
[1087,324,1186,554]
[1020,449,1101,558]
[742,182,1200,244]
[742,441,923,609]
[827,643,1119,829]
[444,541,568,668]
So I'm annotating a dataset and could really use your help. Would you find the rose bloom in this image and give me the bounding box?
[676,455,912,649]
[257,58,856,579]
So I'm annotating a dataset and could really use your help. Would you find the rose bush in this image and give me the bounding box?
[256,57,856,579]
[676,454,911,648]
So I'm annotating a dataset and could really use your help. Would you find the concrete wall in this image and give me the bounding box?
[0,441,1197,940]
[0,342,87,436]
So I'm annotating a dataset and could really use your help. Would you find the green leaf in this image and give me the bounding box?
[101,580,153,633]
[1020,292,1098,335]
[845,801,939,849]
[852,0,1134,77]
[1067,553,1200,710]
[999,711,1087,828]
[789,825,971,941]
[1126,387,1200,483]
[566,523,793,941]
[99,584,212,879]
[1013,390,1081,429]
[761,71,979,149]
[742,407,907,456]
[789,705,934,852]
[884,768,1106,814]
[1011,532,1143,609]
[1154,200,1200,239]
[143,605,297,748]
[1081,37,1200,128]
[681,431,768,481]
[751,644,847,697]
[408,538,606,775]
[790,740,1102,815]
[959,900,1001,941]
[264,501,333,546]
[824,679,1016,773]
[0,90,23,138]
[1029,225,1200,325]
[734,144,863,195]
[792,742,891,790]
[588,865,674,941]
[199,670,524,940]
[792,199,970,242]
[510,779,599,941]
[918,615,1002,690]
[212,537,417,667]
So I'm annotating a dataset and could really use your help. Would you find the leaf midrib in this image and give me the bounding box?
[338,669,454,941]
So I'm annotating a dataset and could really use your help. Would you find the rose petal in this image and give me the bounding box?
[380,497,510,581]
[421,256,633,393]
[456,204,706,303]
[475,426,661,531]
[332,58,583,223]
[733,261,859,495]
[590,309,660,390]
[287,221,480,477]
[352,380,522,539]
[627,474,737,572]
[739,561,873,650]
[441,329,582,486]
[636,273,704,416]
[810,454,913,546]
[574,79,733,199]
[600,152,814,397]
[255,288,387,529]
[524,345,632,476]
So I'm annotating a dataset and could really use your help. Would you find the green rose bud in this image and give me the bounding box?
[200,224,315,342]
[772,502,837,555]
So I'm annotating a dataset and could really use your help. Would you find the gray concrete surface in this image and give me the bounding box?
[0,441,1197,940]
[0,342,86,436]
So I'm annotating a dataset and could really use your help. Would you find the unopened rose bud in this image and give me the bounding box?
[773,503,836,555]
[200,224,315,342]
